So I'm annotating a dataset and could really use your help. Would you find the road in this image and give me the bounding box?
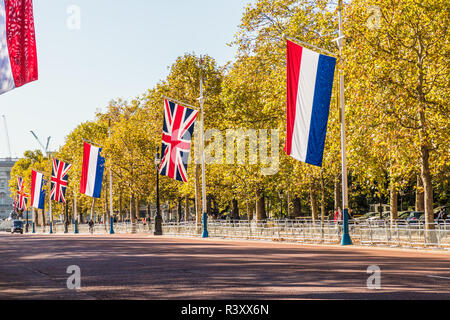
[0,233,449,300]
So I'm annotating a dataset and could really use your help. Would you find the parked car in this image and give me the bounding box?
[397,211,412,220]
[11,220,24,234]
[355,212,378,221]
[367,212,390,221]
[406,211,424,224]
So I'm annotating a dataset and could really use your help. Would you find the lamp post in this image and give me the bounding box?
[198,57,208,238]
[154,148,163,236]
[335,0,352,246]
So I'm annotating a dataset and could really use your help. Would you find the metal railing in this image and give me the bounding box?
[162,219,450,250]
[2,219,450,250]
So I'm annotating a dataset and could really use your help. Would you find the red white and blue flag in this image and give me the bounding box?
[159,99,198,183]
[80,142,105,198]
[16,176,28,211]
[30,170,45,209]
[50,158,71,203]
[285,40,336,167]
[0,0,38,95]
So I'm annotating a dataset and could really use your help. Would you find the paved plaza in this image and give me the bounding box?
[0,234,449,300]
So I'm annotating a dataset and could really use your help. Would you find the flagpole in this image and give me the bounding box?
[162,96,199,111]
[285,36,338,58]
[199,59,208,238]
[108,122,115,234]
[336,0,352,245]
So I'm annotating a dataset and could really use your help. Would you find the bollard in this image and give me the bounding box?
[109,217,115,235]
[202,212,209,238]
[74,220,79,234]
[49,222,53,234]
[32,222,35,234]
[341,209,353,246]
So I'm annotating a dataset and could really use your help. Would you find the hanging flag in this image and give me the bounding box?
[16,176,28,211]
[50,158,72,203]
[285,40,336,167]
[0,0,38,95]
[80,142,105,198]
[160,99,198,182]
[30,170,45,209]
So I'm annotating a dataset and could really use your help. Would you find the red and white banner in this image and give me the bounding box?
[0,0,38,95]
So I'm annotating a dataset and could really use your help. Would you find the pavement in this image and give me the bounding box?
[0,233,449,300]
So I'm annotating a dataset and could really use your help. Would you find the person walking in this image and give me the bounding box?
[88,219,94,234]
[334,207,342,223]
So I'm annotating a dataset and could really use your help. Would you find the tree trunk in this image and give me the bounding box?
[41,200,47,231]
[130,194,136,223]
[334,175,342,211]
[418,108,435,242]
[287,192,291,218]
[135,197,140,220]
[421,145,435,232]
[119,192,123,221]
[310,179,318,223]
[104,179,110,223]
[247,202,254,221]
[232,198,239,220]
[320,171,325,222]
[207,195,212,215]
[185,194,190,221]
[293,197,301,217]
[255,188,266,221]
[415,174,424,211]
[390,181,398,225]
[177,198,183,223]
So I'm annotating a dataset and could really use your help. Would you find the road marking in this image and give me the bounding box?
[428,275,450,280]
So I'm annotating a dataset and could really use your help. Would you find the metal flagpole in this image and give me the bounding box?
[336,0,352,245]
[109,122,115,234]
[199,59,208,238]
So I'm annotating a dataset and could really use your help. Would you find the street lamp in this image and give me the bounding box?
[154,148,163,236]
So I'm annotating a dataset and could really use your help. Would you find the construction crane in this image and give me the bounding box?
[30,131,51,157]
[2,115,12,158]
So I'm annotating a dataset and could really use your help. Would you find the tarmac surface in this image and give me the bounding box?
[0,233,449,300]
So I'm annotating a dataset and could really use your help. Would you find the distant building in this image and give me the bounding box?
[0,158,18,219]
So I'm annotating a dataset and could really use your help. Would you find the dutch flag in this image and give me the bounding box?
[80,142,105,198]
[285,40,336,167]
[30,170,45,210]
[0,0,38,95]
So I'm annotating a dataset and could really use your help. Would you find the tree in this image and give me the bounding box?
[346,0,449,236]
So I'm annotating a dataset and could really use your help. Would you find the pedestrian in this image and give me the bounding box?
[328,210,333,221]
[378,203,383,219]
[334,207,342,223]
[437,208,447,222]
[88,219,94,234]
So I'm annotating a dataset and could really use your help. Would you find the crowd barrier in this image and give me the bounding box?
[3,219,450,250]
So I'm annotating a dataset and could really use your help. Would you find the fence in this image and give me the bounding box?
[2,219,450,250]
[161,219,450,250]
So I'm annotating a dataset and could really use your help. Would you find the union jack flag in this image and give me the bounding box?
[159,99,198,182]
[16,177,28,211]
[50,158,72,203]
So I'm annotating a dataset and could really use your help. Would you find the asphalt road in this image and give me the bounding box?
[0,233,449,300]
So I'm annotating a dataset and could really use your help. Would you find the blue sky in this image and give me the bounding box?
[0,0,252,158]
